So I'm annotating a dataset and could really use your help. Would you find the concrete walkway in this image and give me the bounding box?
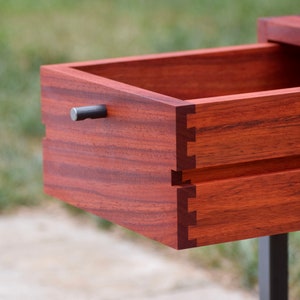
[0,203,257,300]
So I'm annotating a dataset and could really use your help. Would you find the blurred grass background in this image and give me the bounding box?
[0,0,299,298]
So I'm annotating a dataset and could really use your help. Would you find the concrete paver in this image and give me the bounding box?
[0,204,257,300]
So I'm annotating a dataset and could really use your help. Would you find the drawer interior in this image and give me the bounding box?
[74,43,300,100]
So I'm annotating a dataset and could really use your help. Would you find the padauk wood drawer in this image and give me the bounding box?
[41,16,300,249]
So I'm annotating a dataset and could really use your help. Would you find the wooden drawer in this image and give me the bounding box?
[41,16,300,249]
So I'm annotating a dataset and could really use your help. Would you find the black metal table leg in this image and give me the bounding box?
[259,234,288,300]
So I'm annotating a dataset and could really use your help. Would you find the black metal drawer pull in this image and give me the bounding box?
[70,105,107,121]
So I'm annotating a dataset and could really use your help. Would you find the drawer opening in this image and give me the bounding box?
[73,43,300,100]
[172,155,300,185]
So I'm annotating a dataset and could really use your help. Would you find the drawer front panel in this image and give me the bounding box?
[187,89,300,169]
[179,169,300,248]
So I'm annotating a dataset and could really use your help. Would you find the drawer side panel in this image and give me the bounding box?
[41,66,180,248]
[187,169,300,247]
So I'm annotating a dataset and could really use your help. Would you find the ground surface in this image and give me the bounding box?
[0,203,257,300]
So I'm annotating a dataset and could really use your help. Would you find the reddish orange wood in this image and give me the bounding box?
[186,88,300,168]
[41,15,300,249]
[181,156,300,184]
[258,16,300,46]
[188,169,300,246]
[41,65,191,249]
[74,43,300,100]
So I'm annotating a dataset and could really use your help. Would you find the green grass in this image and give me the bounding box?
[1,0,299,297]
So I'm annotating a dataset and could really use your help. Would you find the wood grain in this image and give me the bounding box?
[187,169,300,247]
[74,43,300,100]
[258,16,300,46]
[186,88,300,168]
[42,17,300,249]
[41,65,190,249]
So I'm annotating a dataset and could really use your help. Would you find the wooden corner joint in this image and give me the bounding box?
[173,105,196,185]
[177,186,197,249]
[174,106,200,249]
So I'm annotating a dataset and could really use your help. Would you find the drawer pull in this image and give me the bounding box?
[70,105,107,121]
